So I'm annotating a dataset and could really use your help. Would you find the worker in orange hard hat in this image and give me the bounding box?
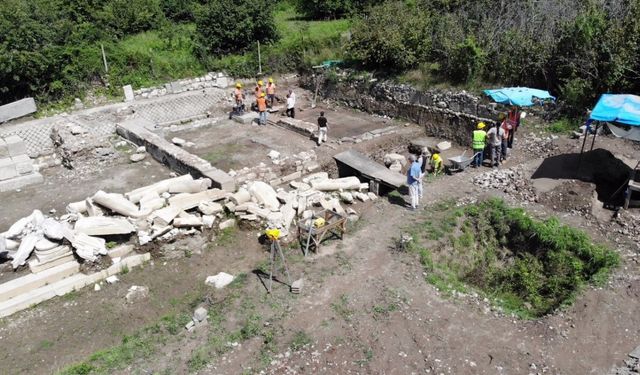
[257,92,268,126]
[229,82,246,119]
[266,77,277,108]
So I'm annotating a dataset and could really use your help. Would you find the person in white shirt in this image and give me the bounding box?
[286,94,295,118]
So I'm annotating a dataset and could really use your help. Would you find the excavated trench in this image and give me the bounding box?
[532,148,632,207]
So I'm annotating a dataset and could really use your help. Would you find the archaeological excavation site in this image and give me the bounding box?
[1,72,640,375]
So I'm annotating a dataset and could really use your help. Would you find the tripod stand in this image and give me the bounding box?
[268,239,292,294]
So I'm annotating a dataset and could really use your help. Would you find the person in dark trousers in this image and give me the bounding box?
[317,111,328,146]
[286,94,295,118]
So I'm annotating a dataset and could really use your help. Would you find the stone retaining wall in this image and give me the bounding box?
[301,75,497,147]
[116,118,235,191]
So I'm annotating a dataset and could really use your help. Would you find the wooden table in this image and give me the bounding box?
[297,210,347,256]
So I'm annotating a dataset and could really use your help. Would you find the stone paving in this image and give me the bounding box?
[0,88,229,157]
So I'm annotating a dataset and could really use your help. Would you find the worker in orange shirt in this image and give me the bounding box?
[252,80,264,111]
[257,92,268,126]
[255,80,264,99]
[229,82,245,119]
[266,78,277,108]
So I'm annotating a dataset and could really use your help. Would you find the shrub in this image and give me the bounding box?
[194,0,278,57]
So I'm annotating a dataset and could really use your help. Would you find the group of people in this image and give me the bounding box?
[231,78,297,125]
[231,77,330,147]
[472,107,522,168]
[406,149,444,210]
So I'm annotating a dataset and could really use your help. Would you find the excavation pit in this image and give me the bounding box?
[410,199,619,318]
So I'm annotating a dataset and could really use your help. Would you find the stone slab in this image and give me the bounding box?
[5,135,27,157]
[0,157,17,181]
[108,244,134,259]
[0,139,8,158]
[0,172,43,191]
[116,119,235,191]
[276,118,316,138]
[11,154,33,175]
[233,112,257,124]
[629,345,640,359]
[333,149,405,190]
[29,254,75,273]
[123,85,135,102]
[0,253,150,318]
[0,261,79,303]
[0,98,37,123]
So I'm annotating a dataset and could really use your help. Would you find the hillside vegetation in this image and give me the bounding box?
[2,0,640,115]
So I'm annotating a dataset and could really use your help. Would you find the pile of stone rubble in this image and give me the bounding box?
[1,171,372,273]
[518,134,560,159]
[472,167,538,203]
[608,345,640,375]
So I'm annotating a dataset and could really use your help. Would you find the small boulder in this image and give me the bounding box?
[205,272,235,289]
[172,137,186,146]
[130,153,146,163]
[125,285,149,303]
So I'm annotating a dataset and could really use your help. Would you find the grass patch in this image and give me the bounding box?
[411,198,619,318]
[331,294,354,322]
[547,118,577,134]
[289,331,312,351]
[207,3,350,76]
[216,227,237,246]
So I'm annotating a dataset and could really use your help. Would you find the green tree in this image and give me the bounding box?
[294,0,375,19]
[194,0,277,56]
[347,2,430,71]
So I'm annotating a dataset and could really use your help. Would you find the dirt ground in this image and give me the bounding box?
[1,96,640,374]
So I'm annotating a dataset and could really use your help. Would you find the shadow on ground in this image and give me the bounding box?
[531,148,632,205]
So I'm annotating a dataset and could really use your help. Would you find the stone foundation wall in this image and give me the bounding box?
[301,75,497,147]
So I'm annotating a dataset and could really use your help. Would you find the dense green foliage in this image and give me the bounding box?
[412,199,619,318]
[194,0,277,57]
[294,0,375,19]
[347,0,640,114]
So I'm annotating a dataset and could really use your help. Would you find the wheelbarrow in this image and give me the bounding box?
[448,151,481,172]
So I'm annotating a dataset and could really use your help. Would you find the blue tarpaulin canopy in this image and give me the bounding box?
[483,87,555,107]
[589,94,640,127]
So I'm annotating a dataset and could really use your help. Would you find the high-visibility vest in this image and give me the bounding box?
[266,83,276,95]
[257,97,267,112]
[432,154,443,172]
[472,130,487,150]
[255,86,263,98]
[234,88,243,101]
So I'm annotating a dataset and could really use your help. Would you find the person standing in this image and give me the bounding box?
[417,149,428,200]
[486,122,504,168]
[507,106,520,148]
[266,78,277,108]
[257,92,267,126]
[472,122,487,168]
[500,115,510,162]
[406,154,422,210]
[286,94,295,118]
[317,111,328,146]
[254,80,264,99]
[229,82,245,119]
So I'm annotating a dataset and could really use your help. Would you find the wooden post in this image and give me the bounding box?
[101,44,109,73]
[257,41,262,75]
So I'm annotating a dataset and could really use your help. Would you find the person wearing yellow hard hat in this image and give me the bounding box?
[472,122,487,168]
[229,82,246,119]
[430,151,444,175]
[266,77,277,108]
[255,80,264,99]
[257,92,268,126]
